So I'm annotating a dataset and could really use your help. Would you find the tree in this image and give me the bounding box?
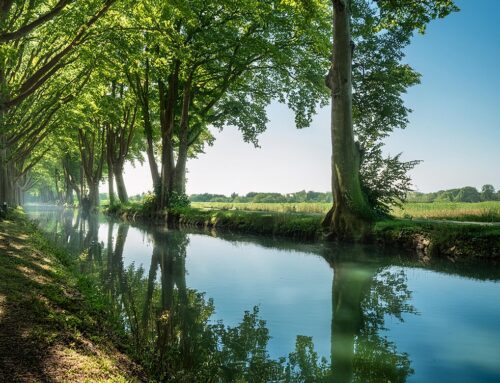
[481,184,495,201]
[456,186,481,203]
[323,0,458,239]
[122,0,330,210]
[105,82,138,204]
[0,0,115,205]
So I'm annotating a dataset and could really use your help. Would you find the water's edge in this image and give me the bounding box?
[107,207,500,262]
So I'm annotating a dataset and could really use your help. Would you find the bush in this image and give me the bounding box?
[141,192,157,213]
[167,192,190,210]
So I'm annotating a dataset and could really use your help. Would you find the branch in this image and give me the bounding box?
[0,0,71,43]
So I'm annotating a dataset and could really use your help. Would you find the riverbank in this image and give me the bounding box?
[107,205,500,260]
[0,209,145,382]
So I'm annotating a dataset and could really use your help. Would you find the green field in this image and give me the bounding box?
[192,201,500,222]
[191,202,331,214]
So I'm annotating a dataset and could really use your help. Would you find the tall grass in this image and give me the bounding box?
[393,201,500,222]
[192,201,500,222]
[191,202,331,214]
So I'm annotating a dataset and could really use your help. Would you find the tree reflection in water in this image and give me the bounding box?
[47,213,417,383]
[326,252,415,383]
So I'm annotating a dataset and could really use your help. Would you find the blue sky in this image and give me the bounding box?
[122,0,500,196]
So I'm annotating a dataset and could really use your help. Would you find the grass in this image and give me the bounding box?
[393,201,500,222]
[0,208,144,382]
[176,208,323,240]
[192,201,500,222]
[191,202,331,214]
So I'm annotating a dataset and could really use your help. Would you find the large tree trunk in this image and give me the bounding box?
[158,64,179,210]
[325,0,372,240]
[113,164,128,203]
[0,137,17,205]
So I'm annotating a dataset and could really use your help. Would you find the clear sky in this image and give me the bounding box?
[120,0,500,196]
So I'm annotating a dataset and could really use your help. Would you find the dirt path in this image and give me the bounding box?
[0,215,144,382]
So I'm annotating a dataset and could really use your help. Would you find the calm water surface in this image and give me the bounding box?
[26,206,500,382]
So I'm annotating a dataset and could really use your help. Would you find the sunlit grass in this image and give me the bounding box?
[191,202,331,214]
[192,201,500,222]
[394,201,500,222]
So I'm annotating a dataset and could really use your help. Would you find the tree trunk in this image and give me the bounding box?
[107,157,115,206]
[172,77,192,195]
[141,67,160,189]
[64,173,74,205]
[0,136,17,205]
[325,0,372,240]
[158,64,179,210]
[88,181,99,210]
[114,164,128,203]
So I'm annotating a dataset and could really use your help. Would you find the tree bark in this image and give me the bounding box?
[0,135,12,204]
[140,59,160,189]
[172,76,192,195]
[325,0,372,240]
[88,181,100,210]
[158,63,179,210]
[113,164,128,203]
[107,158,115,206]
[78,128,105,211]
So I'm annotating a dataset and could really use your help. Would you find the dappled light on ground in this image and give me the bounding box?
[0,215,144,382]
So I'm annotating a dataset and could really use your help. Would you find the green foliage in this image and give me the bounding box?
[481,184,496,201]
[407,185,498,203]
[285,336,329,382]
[190,191,333,204]
[166,191,190,210]
[360,144,420,217]
[141,192,158,212]
[349,0,441,216]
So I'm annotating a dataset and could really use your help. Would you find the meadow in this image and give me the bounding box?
[191,201,500,222]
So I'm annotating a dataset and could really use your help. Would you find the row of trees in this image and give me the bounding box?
[192,184,500,205]
[190,191,334,204]
[407,185,500,203]
[2,0,329,210]
[1,0,458,238]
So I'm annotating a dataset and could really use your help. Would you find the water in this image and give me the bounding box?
[25,206,500,382]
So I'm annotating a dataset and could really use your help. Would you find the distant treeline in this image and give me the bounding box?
[189,185,500,204]
[190,191,333,204]
[406,185,499,203]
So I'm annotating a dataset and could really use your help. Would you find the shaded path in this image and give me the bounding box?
[0,215,144,382]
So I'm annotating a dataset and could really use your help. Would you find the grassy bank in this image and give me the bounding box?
[191,201,500,222]
[107,203,500,260]
[107,204,323,240]
[0,209,144,382]
[374,220,500,260]
[177,208,322,240]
